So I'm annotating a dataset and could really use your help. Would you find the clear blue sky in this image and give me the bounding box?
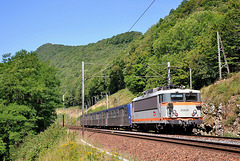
[0,0,182,60]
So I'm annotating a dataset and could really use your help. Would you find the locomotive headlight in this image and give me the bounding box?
[192,109,197,116]
[173,110,178,117]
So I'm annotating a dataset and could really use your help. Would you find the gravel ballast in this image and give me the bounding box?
[75,130,240,160]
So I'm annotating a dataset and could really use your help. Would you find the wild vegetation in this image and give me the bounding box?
[122,0,240,92]
[201,72,240,136]
[13,124,122,161]
[0,51,62,160]
[1,0,240,159]
[36,0,240,105]
[36,31,142,106]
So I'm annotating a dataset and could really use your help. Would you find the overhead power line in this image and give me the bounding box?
[135,76,164,78]
[145,64,166,79]
[128,0,156,32]
[85,64,113,80]
[90,76,109,78]
[145,64,162,77]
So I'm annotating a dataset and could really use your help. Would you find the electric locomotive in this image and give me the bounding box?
[81,85,202,133]
[132,85,202,132]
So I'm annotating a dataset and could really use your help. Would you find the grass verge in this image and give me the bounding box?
[12,124,124,161]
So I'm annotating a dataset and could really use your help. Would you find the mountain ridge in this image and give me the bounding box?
[36,31,142,104]
[36,0,240,105]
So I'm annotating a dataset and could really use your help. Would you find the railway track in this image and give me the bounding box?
[68,126,240,154]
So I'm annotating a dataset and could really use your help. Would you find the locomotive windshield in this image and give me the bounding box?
[171,93,199,102]
[171,93,184,102]
[185,93,198,101]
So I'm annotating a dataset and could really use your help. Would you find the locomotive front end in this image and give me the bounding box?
[167,90,203,126]
[132,87,203,133]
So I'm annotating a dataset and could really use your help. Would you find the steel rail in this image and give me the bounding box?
[68,126,240,154]
[187,134,240,140]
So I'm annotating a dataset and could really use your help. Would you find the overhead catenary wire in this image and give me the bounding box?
[146,64,161,76]
[128,0,156,32]
[89,76,109,78]
[148,64,166,66]
[84,0,156,80]
[135,76,163,78]
[85,64,113,80]
[145,64,166,79]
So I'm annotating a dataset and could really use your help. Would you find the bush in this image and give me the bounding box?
[12,124,68,160]
[225,114,237,126]
[13,124,123,161]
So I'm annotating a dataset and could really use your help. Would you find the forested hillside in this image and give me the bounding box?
[36,32,142,105]
[122,0,239,92]
[36,0,240,104]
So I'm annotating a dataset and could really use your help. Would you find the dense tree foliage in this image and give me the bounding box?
[108,59,125,94]
[0,50,61,159]
[36,0,239,99]
[1,0,238,159]
[122,0,240,93]
[36,31,142,104]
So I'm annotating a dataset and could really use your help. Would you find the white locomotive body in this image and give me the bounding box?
[132,88,202,132]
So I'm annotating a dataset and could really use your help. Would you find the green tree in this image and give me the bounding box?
[36,31,142,105]
[0,102,36,160]
[108,60,125,94]
[0,50,61,159]
[2,53,11,63]
[220,0,240,72]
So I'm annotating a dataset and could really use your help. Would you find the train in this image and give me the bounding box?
[80,85,203,133]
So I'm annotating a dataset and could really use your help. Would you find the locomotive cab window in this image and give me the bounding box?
[185,93,198,102]
[171,93,183,102]
[159,94,163,103]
